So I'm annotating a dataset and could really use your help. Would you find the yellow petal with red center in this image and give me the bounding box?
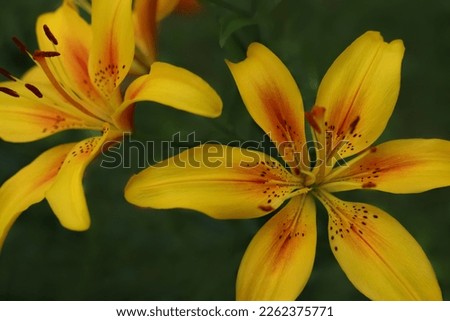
[89,0,134,99]
[46,127,110,230]
[236,195,316,300]
[36,3,110,118]
[315,190,442,300]
[313,31,404,164]
[0,143,74,249]
[125,144,304,219]
[226,43,307,171]
[19,67,104,125]
[322,139,450,193]
[133,0,157,70]
[156,0,180,21]
[0,81,102,142]
[119,62,222,120]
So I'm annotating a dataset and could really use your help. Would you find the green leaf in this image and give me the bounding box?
[253,0,283,13]
[219,16,258,48]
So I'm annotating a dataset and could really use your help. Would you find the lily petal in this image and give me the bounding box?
[322,139,450,193]
[313,31,404,165]
[19,67,104,125]
[46,127,110,230]
[236,195,316,300]
[88,0,134,99]
[119,62,222,119]
[315,190,442,300]
[21,65,49,85]
[226,43,307,171]
[133,0,157,69]
[36,3,110,118]
[156,0,180,21]
[0,81,101,142]
[0,143,74,249]
[125,144,304,219]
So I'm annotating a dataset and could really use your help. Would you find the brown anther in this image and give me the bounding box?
[0,87,19,97]
[11,36,28,54]
[43,24,58,45]
[25,83,43,98]
[33,50,61,59]
[305,105,326,134]
[305,112,321,134]
[0,67,16,81]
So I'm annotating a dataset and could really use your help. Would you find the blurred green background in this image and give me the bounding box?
[0,0,449,300]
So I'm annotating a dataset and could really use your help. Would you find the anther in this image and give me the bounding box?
[43,24,58,45]
[33,50,61,59]
[0,87,19,97]
[0,67,16,81]
[305,112,321,134]
[11,36,28,54]
[305,105,326,134]
[25,83,43,98]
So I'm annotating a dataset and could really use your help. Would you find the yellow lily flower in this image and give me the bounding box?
[133,0,201,74]
[0,0,221,248]
[69,0,202,74]
[125,31,450,300]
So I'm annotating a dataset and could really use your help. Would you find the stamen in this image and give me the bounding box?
[0,87,19,97]
[25,83,43,98]
[300,169,316,186]
[0,67,16,81]
[305,106,326,134]
[289,187,311,198]
[305,112,321,133]
[11,36,28,54]
[32,51,102,121]
[33,50,61,58]
[43,24,58,45]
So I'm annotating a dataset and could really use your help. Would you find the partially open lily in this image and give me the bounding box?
[0,0,221,248]
[67,0,202,74]
[125,31,450,300]
[133,0,202,74]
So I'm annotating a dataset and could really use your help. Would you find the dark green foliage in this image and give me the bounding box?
[0,0,449,300]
